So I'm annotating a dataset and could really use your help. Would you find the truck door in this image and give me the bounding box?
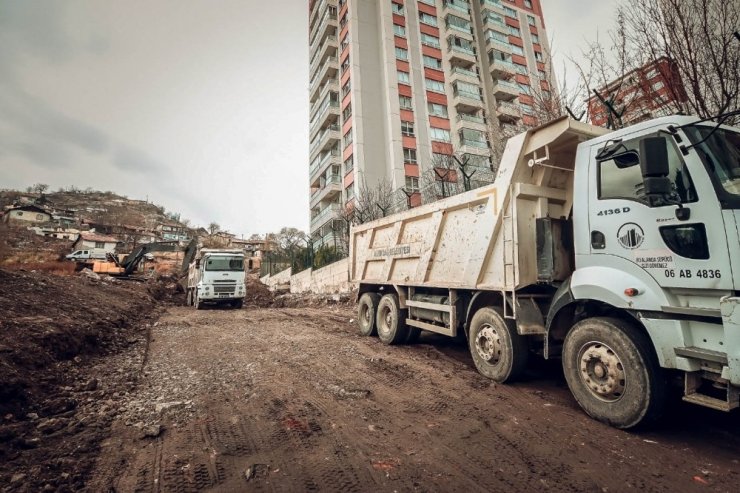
[587,130,733,290]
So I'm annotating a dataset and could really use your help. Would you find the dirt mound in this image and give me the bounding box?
[146,273,186,305]
[245,275,275,308]
[0,268,158,491]
[272,292,354,308]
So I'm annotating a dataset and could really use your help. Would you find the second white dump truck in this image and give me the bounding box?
[350,115,740,429]
[186,248,246,309]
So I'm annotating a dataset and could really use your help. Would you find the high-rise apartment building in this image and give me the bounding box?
[308,0,552,246]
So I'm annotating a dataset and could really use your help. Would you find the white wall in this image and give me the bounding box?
[261,258,351,295]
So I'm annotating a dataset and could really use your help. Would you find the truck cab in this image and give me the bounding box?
[187,249,246,309]
[561,115,740,415]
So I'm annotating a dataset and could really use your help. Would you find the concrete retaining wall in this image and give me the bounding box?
[261,258,351,294]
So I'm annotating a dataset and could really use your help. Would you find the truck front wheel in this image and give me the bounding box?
[195,291,204,310]
[562,317,666,429]
[357,293,380,336]
[376,294,409,345]
[468,307,528,383]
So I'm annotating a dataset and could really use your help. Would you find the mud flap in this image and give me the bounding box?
[720,296,740,387]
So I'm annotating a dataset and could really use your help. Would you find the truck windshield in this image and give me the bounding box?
[204,256,244,271]
[684,125,740,202]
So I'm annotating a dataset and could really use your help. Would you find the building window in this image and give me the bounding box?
[405,176,420,192]
[504,6,516,17]
[343,129,353,148]
[511,44,524,56]
[343,103,352,119]
[524,0,532,7]
[528,15,536,26]
[399,95,413,109]
[423,55,443,69]
[403,147,417,163]
[514,63,528,75]
[344,155,353,174]
[652,80,665,91]
[428,102,449,118]
[395,47,409,60]
[486,29,508,43]
[393,23,406,37]
[420,33,440,49]
[425,78,445,93]
[419,12,438,26]
[430,127,451,142]
[508,25,520,37]
[95,242,105,248]
[401,121,415,136]
[531,33,539,44]
[342,79,351,97]
[519,83,530,94]
[392,2,404,15]
[397,70,410,84]
[534,50,543,61]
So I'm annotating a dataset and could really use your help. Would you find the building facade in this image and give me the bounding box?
[587,56,688,129]
[308,0,553,245]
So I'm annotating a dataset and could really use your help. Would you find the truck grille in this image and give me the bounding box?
[214,286,236,294]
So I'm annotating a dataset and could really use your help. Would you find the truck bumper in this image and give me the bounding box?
[721,296,740,387]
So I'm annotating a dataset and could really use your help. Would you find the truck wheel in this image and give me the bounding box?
[195,291,204,310]
[186,290,192,306]
[234,299,244,309]
[468,307,528,383]
[376,294,409,345]
[357,293,380,336]
[562,317,666,429]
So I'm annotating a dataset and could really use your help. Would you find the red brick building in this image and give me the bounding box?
[588,56,688,128]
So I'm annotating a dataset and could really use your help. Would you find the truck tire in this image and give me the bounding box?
[186,290,193,306]
[234,299,244,309]
[195,291,204,310]
[562,317,666,429]
[468,307,528,383]
[357,293,380,336]
[376,294,409,345]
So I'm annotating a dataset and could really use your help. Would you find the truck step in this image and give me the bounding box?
[682,393,738,412]
[675,346,728,365]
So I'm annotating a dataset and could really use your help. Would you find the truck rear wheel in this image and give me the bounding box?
[468,307,528,383]
[357,293,380,336]
[376,294,409,345]
[562,317,666,429]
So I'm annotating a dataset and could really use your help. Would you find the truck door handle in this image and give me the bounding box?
[591,231,606,249]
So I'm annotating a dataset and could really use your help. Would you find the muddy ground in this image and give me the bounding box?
[73,305,740,493]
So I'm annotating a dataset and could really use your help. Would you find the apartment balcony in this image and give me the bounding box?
[309,35,338,78]
[486,38,512,55]
[442,0,470,17]
[492,78,519,101]
[447,44,477,67]
[310,203,341,230]
[309,0,338,37]
[309,77,338,111]
[309,56,339,100]
[489,58,517,79]
[452,89,484,112]
[455,112,488,131]
[310,174,342,208]
[309,123,341,160]
[309,8,338,49]
[309,97,339,136]
[496,101,522,123]
[309,149,341,184]
[482,10,507,33]
[459,140,492,156]
[449,65,479,85]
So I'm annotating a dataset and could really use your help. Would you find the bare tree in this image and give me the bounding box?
[207,222,220,235]
[620,0,739,123]
[32,183,49,195]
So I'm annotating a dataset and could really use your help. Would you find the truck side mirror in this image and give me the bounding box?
[639,136,669,178]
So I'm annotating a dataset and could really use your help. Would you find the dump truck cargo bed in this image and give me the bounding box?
[350,117,607,292]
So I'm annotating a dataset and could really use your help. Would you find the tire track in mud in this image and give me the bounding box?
[88,307,740,492]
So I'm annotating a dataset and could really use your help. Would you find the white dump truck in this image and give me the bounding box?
[186,248,246,309]
[350,115,740,429]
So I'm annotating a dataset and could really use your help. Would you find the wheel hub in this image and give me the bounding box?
[578,342,626,402]
[378,306,391,336]
[475,325,502,364]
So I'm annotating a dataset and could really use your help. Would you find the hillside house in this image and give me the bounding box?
[2,205,52,224]
[157,222,190,241]
[71,232,120,252]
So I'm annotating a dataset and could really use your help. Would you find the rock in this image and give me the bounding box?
[37,418,66,434]
[10,473,26,484]
[141,424,163,438]
[83,378,99,391]
[26,412,39,420]
[155,401,185,414]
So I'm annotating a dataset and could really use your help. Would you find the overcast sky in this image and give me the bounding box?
[0,0,621,237]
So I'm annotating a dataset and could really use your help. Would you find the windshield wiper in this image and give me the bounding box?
[669,109,740,155]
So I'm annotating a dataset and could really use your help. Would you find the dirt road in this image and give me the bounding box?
[89,305,740,492]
